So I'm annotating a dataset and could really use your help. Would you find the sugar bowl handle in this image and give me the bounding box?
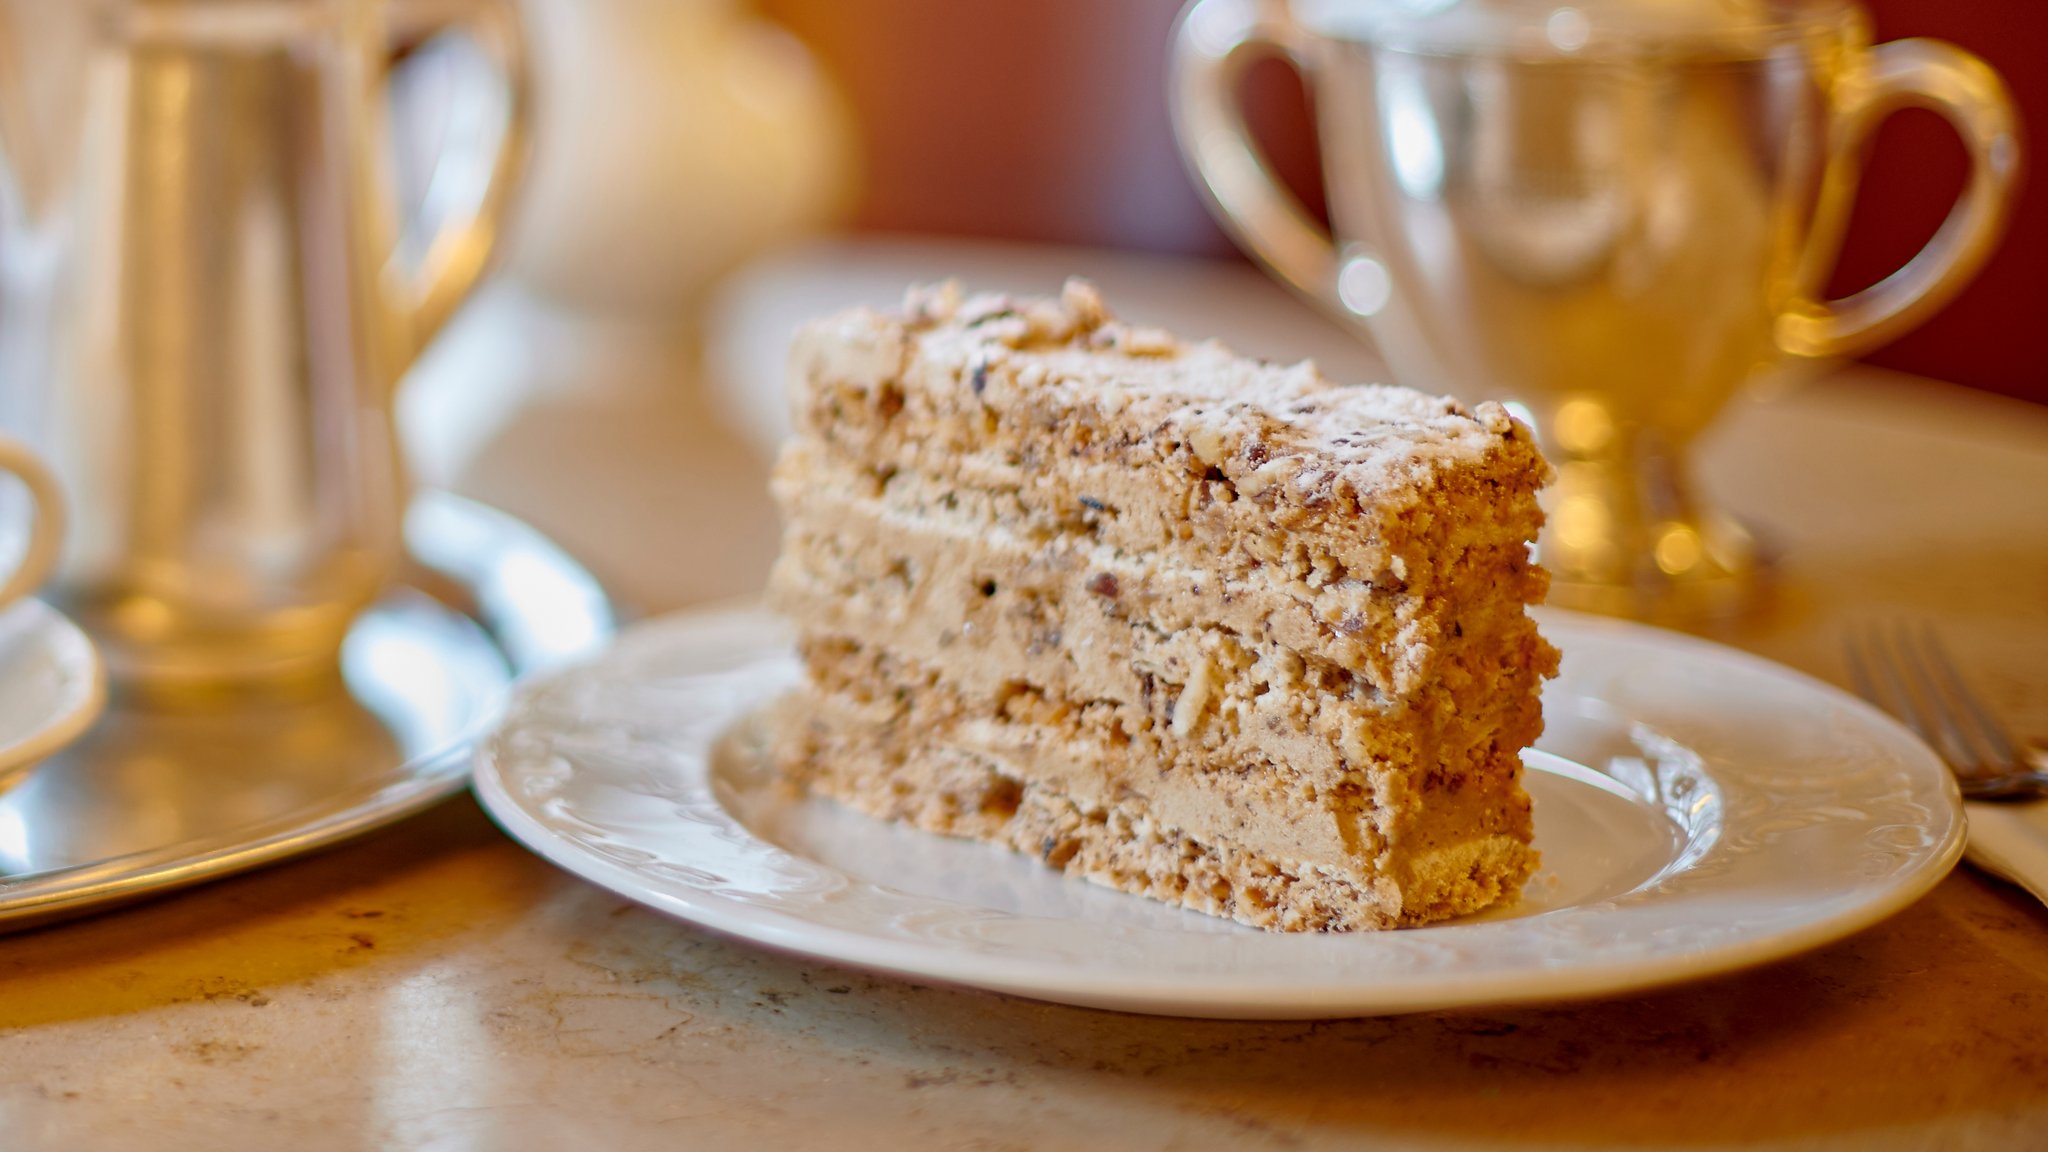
[385,0,532,362]
[1170,0,1356,321]
[1777,38,2022,359]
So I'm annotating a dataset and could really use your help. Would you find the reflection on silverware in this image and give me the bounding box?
[0,593,499,879]
[1845,622,2048,801]
[0,492,614,931]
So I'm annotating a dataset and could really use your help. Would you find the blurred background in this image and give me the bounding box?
[2,0,2035,619]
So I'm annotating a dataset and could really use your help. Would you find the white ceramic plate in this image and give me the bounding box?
[474,606,1965,1019]
[0,598,105,794]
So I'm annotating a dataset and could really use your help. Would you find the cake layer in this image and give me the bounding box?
[789,284,1550,611]
[790,636,1537,873]
[771,441,1550,705]
[772,438,1551,700]
[770,513,1549,795]
[777,681,1535,931]
[789,404,1546,602]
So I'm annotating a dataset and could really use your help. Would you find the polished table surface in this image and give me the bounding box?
[4,247,2047,1150]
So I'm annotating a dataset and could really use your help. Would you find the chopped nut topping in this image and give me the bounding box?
[1235,456,1296,498]
[1170,657,1214,739]
[1060,278,1108,329]
[1117,326,1177,357]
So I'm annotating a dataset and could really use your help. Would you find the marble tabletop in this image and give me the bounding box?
[4,243,2047,1150]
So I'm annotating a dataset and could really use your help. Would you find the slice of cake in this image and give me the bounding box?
[766,280,1557,931]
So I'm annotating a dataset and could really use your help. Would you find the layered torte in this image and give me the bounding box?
[766,280,1557,931]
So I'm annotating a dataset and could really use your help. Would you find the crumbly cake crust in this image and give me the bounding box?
[767,280,1556,931]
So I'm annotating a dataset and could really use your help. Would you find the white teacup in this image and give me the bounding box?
[0,434,103,790]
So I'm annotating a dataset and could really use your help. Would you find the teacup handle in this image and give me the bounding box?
[1776,39,2021,359]
[385,0,533,361]
[1170,0,1356,325]
[0,438,63,615]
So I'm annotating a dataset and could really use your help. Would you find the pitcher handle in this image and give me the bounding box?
[386,0,532,361]
[1169,0,1355,319]
[1776,38,2021,359]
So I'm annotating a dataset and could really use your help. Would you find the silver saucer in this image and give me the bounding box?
[0,491,615,930]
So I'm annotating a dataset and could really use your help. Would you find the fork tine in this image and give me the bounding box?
[1842,626,1880,703]
[1846,620,2045,800]
[1846,624,1937,749]
[1912,624,2024,769]
[1890,622,1986,773]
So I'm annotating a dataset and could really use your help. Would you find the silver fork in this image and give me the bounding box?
[1844,623,2048,801]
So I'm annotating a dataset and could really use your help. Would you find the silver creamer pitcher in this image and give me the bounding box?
[0,0,527,689]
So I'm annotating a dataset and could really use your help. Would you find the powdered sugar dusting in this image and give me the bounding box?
[893,279,1539,498]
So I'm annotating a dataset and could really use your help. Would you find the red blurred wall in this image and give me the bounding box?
[1832,2,2046,403]
[764,0,2046,404]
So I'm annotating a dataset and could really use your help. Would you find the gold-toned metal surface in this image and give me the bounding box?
[1170,0,2021,621]
[0,491,613,931]
[0,0,530,686]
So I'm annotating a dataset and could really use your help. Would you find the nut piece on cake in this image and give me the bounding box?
[767,279,1558,932]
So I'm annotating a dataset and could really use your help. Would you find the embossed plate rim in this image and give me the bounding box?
[473,605,1965,1018]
